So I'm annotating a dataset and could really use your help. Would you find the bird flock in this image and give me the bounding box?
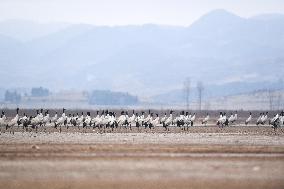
[0,108,283,134]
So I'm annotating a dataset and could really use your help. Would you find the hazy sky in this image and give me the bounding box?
[0,0,284,26]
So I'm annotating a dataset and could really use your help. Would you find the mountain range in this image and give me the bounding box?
[0,9,284,103]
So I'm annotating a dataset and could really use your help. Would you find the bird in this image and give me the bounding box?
[19,113,29,128]
[66,114,73,128]
[153,113,160,126]
[164,110,174,131]
[150,113,160,130]
[0,111,6,122]
[202,113,210,125]
[55,108,67,132]
[176,111,185,129]
[97,110,106,131]
[19,113,28,123]
[117,111,127,129]
[42,110,50,127]
[92,111,102,129]
[0,111,7,132]
[270,114,278,125]
[245,112,252,125]
[101,110,111,131]
[76,112,85,127]
[107,112,117,131]
[83,112,92,129]
[134,113,141,131]
[127,110,136,130]
[217,112,223,126]
[145,112,153,130]
[21,114,31,131]
[160,113,167,127]
[233,111,238,123]
[124,111,130,129]
[51,112,58,123]
[6,108,20,134]
[228,112,235,124]
[136,111,146,131]
[184,112,192,129]
[270,113,280,130]
[30,110,41,132]
[256,113,263,125]
[37,109,44,127]
[228,111,238,125]
[217,112,227,127]
[280,111,284,126]
[144,110,152,129]
[190,113,196,126]
[260,112,268,125]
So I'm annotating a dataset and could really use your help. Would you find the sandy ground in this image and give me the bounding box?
[0,126,284,189]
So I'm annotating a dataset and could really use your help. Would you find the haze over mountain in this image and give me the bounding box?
[0,20,69,42]
[1,9,284,101]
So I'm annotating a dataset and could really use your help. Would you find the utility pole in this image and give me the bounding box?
[183,77,191,111]
[197,81,204,111]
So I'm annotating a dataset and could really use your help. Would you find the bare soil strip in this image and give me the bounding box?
[0,127,283,189]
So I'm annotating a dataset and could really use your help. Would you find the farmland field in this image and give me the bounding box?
[0,123,284,189]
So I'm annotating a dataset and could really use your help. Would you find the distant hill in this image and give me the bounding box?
[0,10,284,100]
[0,20,69,42]
[151,81,284,104]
